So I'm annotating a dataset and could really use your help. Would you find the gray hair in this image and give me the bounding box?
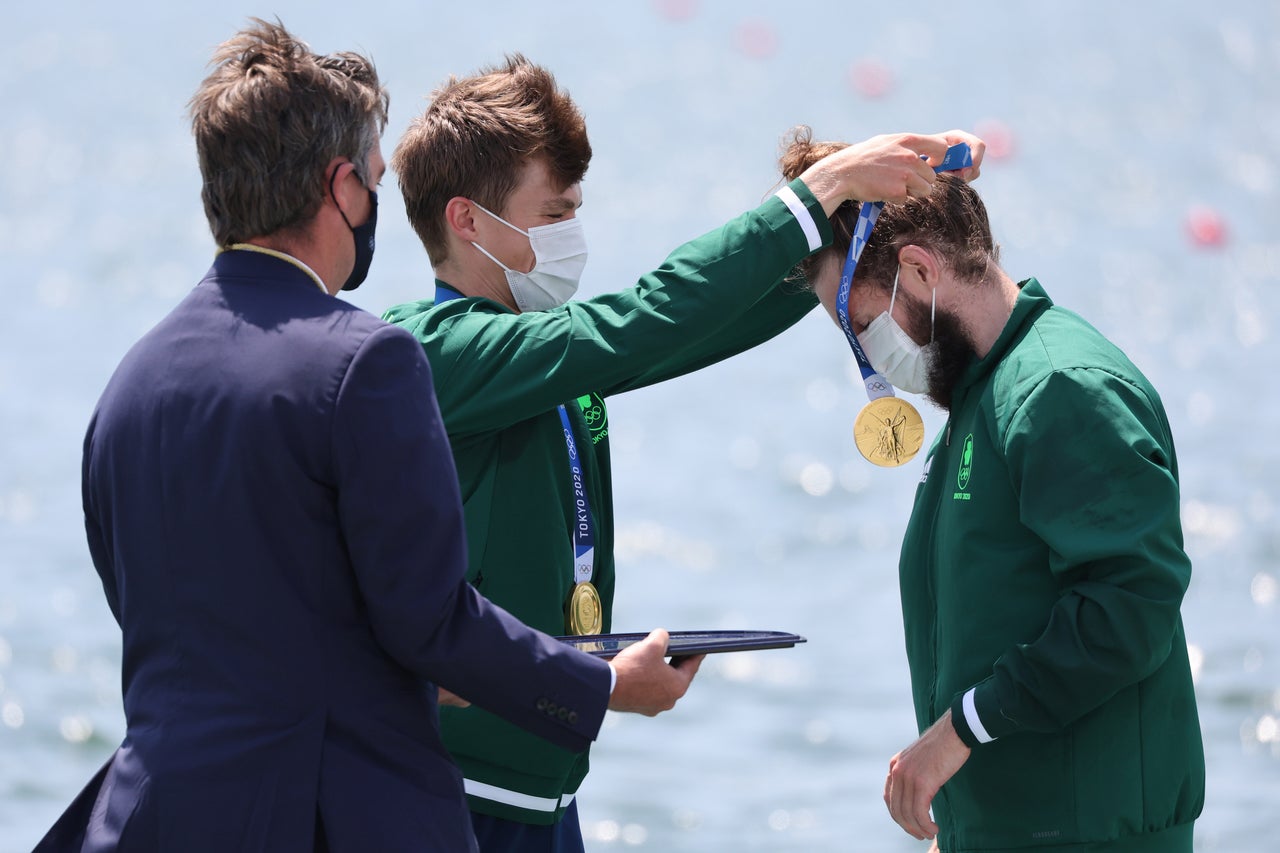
[189,18,389,245]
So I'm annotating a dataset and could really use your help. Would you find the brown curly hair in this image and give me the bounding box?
[779,126,998,291]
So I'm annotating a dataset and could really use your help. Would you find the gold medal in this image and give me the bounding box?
[853,396,925,467]
[566,581,603,635]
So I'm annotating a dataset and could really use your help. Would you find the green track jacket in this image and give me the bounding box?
[383,179,826,824]
[901,279,1205,852]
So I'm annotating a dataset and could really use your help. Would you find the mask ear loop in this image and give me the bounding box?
[470,240,514,273]
[472,201,530,237]
[890,262,938,345]
[469,201,524,274]
[930,283,936,344]
[329,161,367,232]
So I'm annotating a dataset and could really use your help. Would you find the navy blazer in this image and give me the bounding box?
[37,250,612,852]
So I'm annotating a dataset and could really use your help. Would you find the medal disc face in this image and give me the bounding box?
[853,396,925,467]
[566,582,603,635]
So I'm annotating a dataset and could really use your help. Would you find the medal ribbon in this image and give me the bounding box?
[434,283,464,302]
[835,142,973,402]
[557,405,596,585]
[433,282,595,585]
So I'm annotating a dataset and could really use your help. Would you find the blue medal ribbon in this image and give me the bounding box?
[835,142,973,402]
[557,405,596,584]
[433,282,595,584]
[433,283,464,303]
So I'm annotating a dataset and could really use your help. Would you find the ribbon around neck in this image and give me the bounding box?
[834,142,973,401]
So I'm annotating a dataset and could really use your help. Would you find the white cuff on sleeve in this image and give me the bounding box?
[962,687,996,744]
[607,662,617,696]
[775,185,823,252]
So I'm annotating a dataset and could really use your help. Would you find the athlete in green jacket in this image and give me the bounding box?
[785,130,1204,851]
[383,56,984,852]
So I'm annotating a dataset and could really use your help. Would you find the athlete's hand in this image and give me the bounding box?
[884,709,971,840]
[931,129,984,182]
[800,130,986,216]
[607,629,704,716]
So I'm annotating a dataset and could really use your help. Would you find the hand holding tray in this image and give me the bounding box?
[558,629,806,658]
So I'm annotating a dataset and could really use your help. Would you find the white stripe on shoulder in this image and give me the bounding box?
[963,687,996,744]
[774,185,822,252]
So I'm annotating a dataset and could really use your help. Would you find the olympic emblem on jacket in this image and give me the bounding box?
[957,434,973,489]
[577,393,609,445]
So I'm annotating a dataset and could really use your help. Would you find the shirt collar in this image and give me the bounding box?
[220,244,328,294]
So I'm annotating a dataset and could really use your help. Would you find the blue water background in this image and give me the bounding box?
[2,1,1277,850]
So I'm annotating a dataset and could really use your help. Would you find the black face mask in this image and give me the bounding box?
[330,166,378,291]
[341,190,377,291]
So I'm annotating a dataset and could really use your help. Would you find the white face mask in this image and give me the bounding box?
[860,266,936,394]
[470,203,588,312]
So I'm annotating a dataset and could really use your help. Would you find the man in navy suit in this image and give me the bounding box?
[35,19,700,853]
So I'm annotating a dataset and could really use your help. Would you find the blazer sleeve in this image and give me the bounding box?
[81,412,122,625]
[330,323,611,752]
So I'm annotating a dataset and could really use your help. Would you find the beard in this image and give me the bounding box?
[899,289,977,411]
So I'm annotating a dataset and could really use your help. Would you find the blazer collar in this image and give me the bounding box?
[207,247,329,294]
